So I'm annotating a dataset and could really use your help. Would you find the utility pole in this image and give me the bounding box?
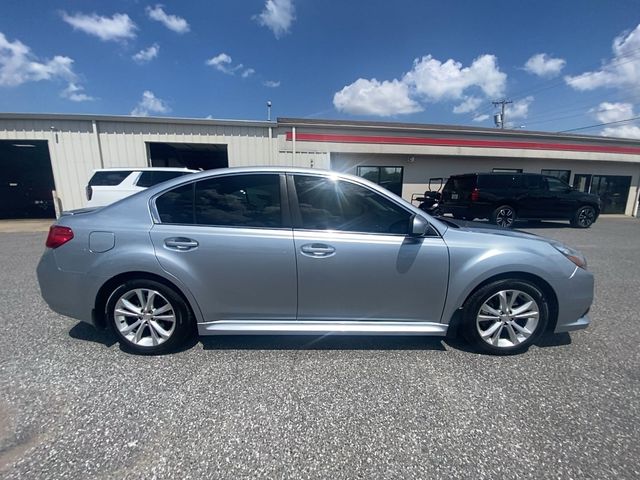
[492,99,512,129]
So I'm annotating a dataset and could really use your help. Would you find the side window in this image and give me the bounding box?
[524,175,544,190]
[156,183,194,224]
[293,175,411,234]
[88,170,132,186]
[546,176,570,193]
[137,171,190,188]
[195,174,282,228]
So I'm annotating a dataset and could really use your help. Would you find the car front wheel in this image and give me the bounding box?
[462,280,549,355]
[106,279,193,355]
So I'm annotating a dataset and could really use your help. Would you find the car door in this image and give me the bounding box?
[289,174,449,323]
[518,174,555,218]
[149,173,297,322]
[544,176,576,218]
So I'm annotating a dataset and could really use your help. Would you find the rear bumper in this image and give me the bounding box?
[443,204,490,219]
[36,250,95,325]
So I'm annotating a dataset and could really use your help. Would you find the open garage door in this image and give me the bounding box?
[0,140,56,219]
[148,142,229,171]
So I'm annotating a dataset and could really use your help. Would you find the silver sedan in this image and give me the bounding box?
[37,167,593,355]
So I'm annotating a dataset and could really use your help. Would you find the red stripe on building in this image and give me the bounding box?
[285,132,640,155]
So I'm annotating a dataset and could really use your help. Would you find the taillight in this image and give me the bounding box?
[471,188,480,202]
[46,226,74,248]
[86,185,93,201]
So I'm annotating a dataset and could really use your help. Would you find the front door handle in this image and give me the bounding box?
[164,237,199,251]
[300,243,336,257]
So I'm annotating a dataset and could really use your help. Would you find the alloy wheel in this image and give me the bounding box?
[114,289,176,347]
[476,289,539,348]
[578,207,596,227]
[495,207,515,228]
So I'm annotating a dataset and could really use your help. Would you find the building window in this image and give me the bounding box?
[541,169,571,183]
[356,166,403,196]
[492,168,523,173]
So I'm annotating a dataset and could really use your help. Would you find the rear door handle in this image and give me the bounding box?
[164,237,199,251]
[300,243,336,257]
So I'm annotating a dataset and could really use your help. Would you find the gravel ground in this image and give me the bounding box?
[1,217,639,479]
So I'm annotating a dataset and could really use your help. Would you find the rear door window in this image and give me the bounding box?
[478,175,520,189]
[88,170,132,186]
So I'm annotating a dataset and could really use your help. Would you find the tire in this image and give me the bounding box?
[570,205,597,228]
[491,205,516,228]
[106,279,193,355]
[462,279,549,355]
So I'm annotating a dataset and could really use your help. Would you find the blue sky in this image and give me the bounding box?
[1,0,640,137]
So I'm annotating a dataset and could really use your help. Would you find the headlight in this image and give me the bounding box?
[551,242,587,269]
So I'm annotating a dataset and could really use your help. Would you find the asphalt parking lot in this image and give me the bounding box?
[1,217,639,479]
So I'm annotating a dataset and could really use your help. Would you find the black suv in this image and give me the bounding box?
[441,173,601,228]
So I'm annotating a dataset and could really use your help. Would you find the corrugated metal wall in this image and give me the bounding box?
[0,118,281,211]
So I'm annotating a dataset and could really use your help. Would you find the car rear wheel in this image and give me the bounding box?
[106,279,193,355]
[462,280,549,355]
[491,205,516,228]
[570,205,596,228]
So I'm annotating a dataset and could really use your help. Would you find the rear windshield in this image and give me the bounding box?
[445,176,476,192]
[137,171,192,188]
[88,170,132,186]
[477,174,521,189]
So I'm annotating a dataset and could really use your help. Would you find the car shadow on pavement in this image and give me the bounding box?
[200,335,447,351]
[69,322,118,347]
[443,332,572,354]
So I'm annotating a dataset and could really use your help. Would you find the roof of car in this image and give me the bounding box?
[92,167,198,172]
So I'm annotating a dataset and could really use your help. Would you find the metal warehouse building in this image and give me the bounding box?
[1,112,639,218]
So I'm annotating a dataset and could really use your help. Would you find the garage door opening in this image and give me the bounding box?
[148,142,229,171]
[0,140,56,219]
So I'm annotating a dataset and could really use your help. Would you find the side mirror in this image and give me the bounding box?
[410,214,430,236]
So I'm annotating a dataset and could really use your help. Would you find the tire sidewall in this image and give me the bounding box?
[462,280,549,355]
[106,279,192,355]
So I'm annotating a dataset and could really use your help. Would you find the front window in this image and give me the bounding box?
[545,176,571,193]
[293,175,411,234]
[541,169,571,183]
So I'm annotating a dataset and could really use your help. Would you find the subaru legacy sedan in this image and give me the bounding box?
[37,168,593,355]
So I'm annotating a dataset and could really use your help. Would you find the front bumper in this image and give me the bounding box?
[553,266,594,333]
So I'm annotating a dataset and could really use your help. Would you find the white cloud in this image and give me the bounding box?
[333,53,506,117]
[255,0,295,38]
[60,82,94,102]
[0,32,79,89]
[146,5,190,34]
[132,44,159,64]
[590,102,634,123]
[524,53,566,78]
[565,23,640,94]
[404,54,506,101]
[131,90,170,116]
[453,96,483,114]
[263,80,281,87]
[333,78,422,116]
[601,124,640,139]
[505,96,534,121]
[206,53,251,76]
[473,114,490,122]
[61,12,136,41]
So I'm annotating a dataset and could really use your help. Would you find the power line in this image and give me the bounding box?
[558,115,640,133]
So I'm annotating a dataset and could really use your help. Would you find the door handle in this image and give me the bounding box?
[164,237,199,251]
[300,243,336,257]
